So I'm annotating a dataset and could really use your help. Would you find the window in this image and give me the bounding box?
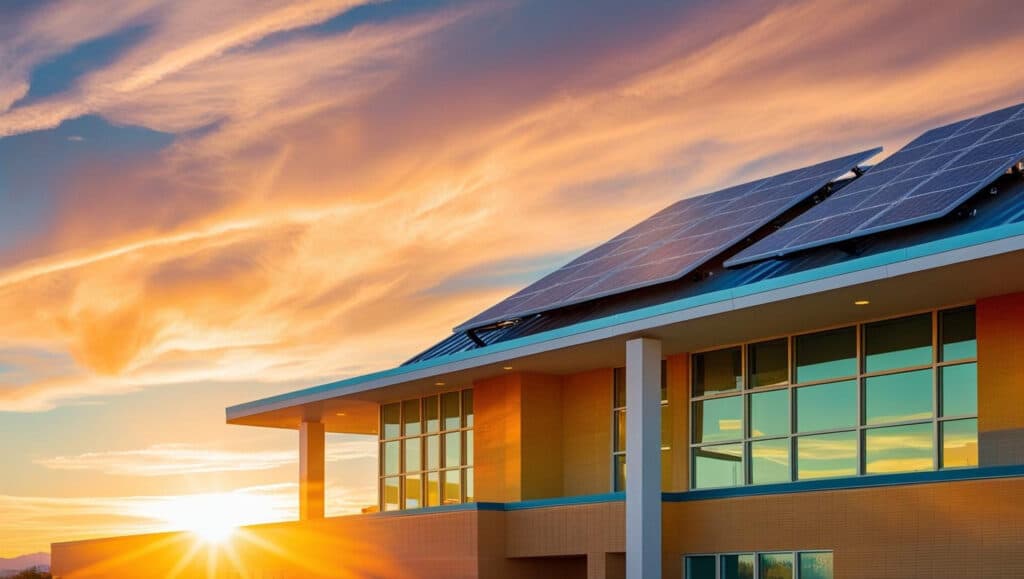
[379,389,473,511]
[612,363,669,491]
[690,307,978,489]
[685,550,832,579]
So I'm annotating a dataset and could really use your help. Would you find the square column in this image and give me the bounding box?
[299,421,325,520]
[625,337,661,579]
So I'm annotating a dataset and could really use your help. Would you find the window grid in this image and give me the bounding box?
[612,364,669,492]
[689,306,977,489]
[379,389,474,511]
[684,550,833,579]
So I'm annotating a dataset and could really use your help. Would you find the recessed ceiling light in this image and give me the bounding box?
[335,412,346,417]
[503,366,513,371]
[854,299,870,306]
[435,381,445,386]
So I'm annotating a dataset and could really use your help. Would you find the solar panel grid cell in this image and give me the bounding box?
[456,148,880,331]
[727,102,1024,266]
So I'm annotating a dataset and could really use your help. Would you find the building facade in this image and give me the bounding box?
[53,105,1024,578]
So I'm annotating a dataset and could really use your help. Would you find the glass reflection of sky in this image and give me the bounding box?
[864,369,933,425]
[797,431,857,480]
[694,443,743,488]
[750,389,788,437]
[864,314,932,373]
[795,327,856,383]
[797,381,856,432]
[942,363,978,416]
[942,419,978,468]
[693,396,742,443]
[865,422,933,474]
[751,438,790,484]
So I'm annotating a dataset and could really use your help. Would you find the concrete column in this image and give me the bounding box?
[299,421,325,520]
[625,337,661,579]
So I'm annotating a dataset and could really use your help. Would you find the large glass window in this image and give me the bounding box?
[685,551,830,579]
[612,363,669,491]
[690,307,978,489]
[379,389,473,511]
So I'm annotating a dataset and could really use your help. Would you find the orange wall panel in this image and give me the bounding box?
[474,374,524,502]
[562,368,614,496]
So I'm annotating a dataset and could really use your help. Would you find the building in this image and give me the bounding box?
[53,103,1024,578]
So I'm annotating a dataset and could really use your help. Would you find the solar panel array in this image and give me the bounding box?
[727,103,1024,267]
[456,148,881,331]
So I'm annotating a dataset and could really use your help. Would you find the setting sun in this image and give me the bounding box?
[136,493,277,544]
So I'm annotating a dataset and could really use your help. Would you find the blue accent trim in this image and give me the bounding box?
[227,221,1024,417]
[368,492,625,518]
[663,465,1024,502]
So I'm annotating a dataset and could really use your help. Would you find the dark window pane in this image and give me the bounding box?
[465,468,474,502]
[749,339,788,388]
[382,477,400,512]
[402,399,421,436]
[722,553,754,579]
[865,422,934,474]
[758,553,793,579]
[864,313,932,372]
[462,390,474,427]
[942,418,978,468]
[382,403,401,439]
[693,347,742,396]
[403,437,421,472]
[443,469,461,504]
[796,380,856,432]
[613,454,626,492]
[864,369,934,425]
[685,555,716,579]
[693,443,743,488]
[442,391,461,430]
[403,474,422,509]
[750,389,789,438]
[614,409,626,452]
[424,395,440,433]
[795,327,856,383]
[941,306,976,361]
[444,431,461,468]
[942,363,977,416]
[751,438,790,484]
[613,367,626,408]
[692,396,743,443]
[797,431,857,480]
[382,441,400,476]
[661,360,669,402]
[425,435,440,470]
[798,552,833,579]
[465,430,474,467]
[426,472,440,506]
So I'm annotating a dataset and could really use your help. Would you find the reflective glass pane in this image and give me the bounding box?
[942,418,978,468]
[613,454,626,492]
[613,368,626,408]
[722,553,754,579]
[424,395,440,433]
[426,472,440,506]
[382,403,401,439]
[443,469,461,504]
[864,313,933,372]
[798,552,833,579]
[797,431,857,480]
[402,399,421,436]
[865,422,934,474]
[465,430,474,466]
[749,339,788,388]
[403,438,421,472]
[941,363,977,417]
[442,392,461,430]
[462,389,474,427]
[614,409,626,452]
[382,477,400,512]
[751,438,790,484]
[758,553,793,579]
[661,404,672,449]
[403,474,422,509]
[692,395,743,443]
[693,443,743,489]
[750,389,789,438]
[444,432,462,468]
[425,435,440,470]
[382,441,400,476]
[465,468,474,502]
[795,380,856,432]
[864,369,933,425]
[795,327,856,383]
[693,347,742,396]
[685,555,716,579]
[941,306,976,361]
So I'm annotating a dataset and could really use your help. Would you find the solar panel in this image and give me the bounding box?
[727,103,1024,267]
[455,147,881,332]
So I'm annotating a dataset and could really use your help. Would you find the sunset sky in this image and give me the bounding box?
[2,0,1023,559]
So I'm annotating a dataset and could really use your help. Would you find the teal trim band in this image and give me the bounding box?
[369,492,625,518]
[663,464,1024,502]
[228,221,1024,417]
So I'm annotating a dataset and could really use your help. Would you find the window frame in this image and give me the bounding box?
[611,363,669,492]
[683,549,833,579]
[689,305,978,490]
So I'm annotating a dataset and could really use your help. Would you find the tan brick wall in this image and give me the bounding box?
[563,368,614,496]
[521,372,565,499]
[663,476,1024,579]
